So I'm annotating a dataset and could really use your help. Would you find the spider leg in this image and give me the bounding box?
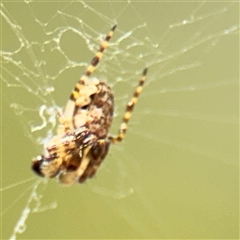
[60,25,117,133]
[70,24,117,102]
[108,68,147,144]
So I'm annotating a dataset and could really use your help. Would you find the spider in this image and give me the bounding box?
[32,25,147,185]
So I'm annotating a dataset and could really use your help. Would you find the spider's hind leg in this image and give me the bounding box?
[108,68,147,144]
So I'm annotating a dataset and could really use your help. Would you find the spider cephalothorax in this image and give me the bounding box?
[32,25,147,185]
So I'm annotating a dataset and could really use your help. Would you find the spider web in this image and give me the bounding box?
[1,1,239,239]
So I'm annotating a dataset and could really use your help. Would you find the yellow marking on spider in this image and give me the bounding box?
[72,91,79,99]
[101,41,109,49]
[86,65,96,74]
[120,122,127,131]
[75,83,84,91]
[96,51,103,59]
[124,111,132,121]
[131,97,138,105]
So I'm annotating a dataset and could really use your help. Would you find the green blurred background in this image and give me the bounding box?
[2,1,239,239]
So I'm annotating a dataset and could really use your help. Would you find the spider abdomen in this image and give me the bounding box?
[86,81,114,139]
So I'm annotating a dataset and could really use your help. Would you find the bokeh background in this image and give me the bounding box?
[2,1,239,239]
